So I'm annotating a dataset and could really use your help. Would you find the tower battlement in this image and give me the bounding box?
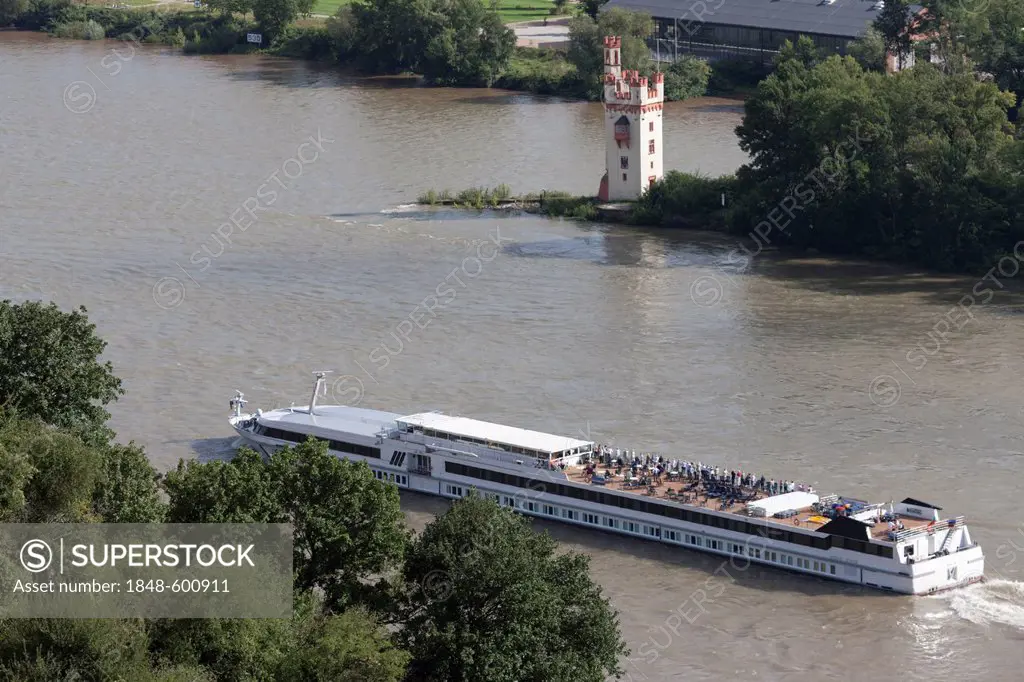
[603,67,664,105]
[597,36,664,202]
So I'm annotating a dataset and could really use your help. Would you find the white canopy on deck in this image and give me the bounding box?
[746,491,820,518]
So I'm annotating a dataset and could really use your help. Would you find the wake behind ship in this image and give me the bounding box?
[228,373,984,596]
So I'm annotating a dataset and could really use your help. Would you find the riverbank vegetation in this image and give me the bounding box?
[3,0,719,98]
[726,35,1023,271]
[0,299,629,681]
[432,29,1024,273]
[419,185,600,218]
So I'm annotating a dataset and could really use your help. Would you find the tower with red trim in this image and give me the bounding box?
[598,36,664,202]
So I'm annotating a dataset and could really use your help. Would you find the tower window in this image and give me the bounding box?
[649,140,656,154]
[649,121,654,132]
[620,156,628,170]
[622,173,627,182]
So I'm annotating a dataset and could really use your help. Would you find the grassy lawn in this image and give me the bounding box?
[310,0,346,15]
[83,0,175,6]
[309,0,555,21]
[495,0,555,21]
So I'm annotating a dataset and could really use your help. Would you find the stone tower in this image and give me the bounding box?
[597,36,664,202]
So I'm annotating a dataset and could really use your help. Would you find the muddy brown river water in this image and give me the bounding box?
[2,30,1023,681]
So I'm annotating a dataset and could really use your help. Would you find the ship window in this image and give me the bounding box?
[439,460,863,553]
[262,427,305,443]
[327,440,381,459]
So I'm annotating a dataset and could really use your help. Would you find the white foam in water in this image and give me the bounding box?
[380,204,420,214]
[942,580,1024,630]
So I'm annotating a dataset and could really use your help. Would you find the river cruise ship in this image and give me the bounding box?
[228,373,984,596]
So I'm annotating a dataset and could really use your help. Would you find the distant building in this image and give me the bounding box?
[598,36,665,202]
[602,0,907,66]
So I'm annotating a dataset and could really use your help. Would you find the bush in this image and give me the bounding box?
[631,171,736,227]
[11,0,70,30]
[662,55,710,101]
[270,25,336,60]
[325,5,357,60]
[52,18,105,39]
[452,185,512,208]
[534,192,597,219]
[181,17,248,54]
[0,0,28,25]
[707,58,770,94]
[494,47,584,96]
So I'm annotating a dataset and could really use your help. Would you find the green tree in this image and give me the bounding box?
[968,0,1024,103]
[326,5,359,59]
[0,301,123,444]
[150,593,409,681]
[914,0,991,75]
[269,438,408,609]
[0,419,33,521]
[580,0,606,20]
[92,441,166,523]
[147,617,293,682]
[419,0,516,86]
[0,0,27,24]
[873,0,913,71]
[777,34,823,69]
[349,0,436,72]
[567,8,654,99]
[0,618,152,681]
[164,439,407,610]
[280,602,409,681]
[662,55,710,100]
[348,0,513,86]
[252,0,306,41]
[163,447,280,524]
[734,39,1022,271]
[848,27,887,72]
[0,414,104,522]
[396,493,627,682]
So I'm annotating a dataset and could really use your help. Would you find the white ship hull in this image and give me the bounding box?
[228,401,984,597]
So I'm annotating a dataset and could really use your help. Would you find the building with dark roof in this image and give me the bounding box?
[603,0,889,64]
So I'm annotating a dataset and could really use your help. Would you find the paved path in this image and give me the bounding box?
[510,17,571,48]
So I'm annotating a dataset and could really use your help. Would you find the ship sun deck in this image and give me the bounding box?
[395,412,594,458]
[562,465,931,543]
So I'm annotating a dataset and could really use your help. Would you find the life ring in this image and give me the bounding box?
[793,518,800,526]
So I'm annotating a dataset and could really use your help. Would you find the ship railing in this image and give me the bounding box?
[893,515,964,542]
